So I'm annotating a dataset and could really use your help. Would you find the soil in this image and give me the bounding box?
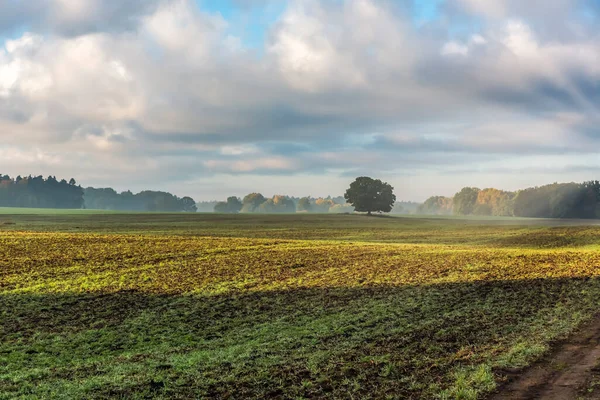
[490,316,600,399]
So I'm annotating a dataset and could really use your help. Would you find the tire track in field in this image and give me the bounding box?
[490,315,600,399]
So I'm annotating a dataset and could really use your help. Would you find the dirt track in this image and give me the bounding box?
[491,316,600,399]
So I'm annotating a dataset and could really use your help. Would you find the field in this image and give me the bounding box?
[3,211,600,399]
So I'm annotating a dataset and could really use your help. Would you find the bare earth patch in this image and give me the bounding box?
[491,316,600,399]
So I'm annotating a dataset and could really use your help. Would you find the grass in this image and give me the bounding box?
[2,212,600,398]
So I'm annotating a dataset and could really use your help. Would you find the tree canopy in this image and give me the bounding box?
[344,177,396,215]
[452,187,480,216]
[418,196,453,215]
[84,188,197,212]
[181,197,198,213]
[214,197,243,214]
[415,181,600,219]
[213,194,354,214]
[257,195,296,213]
[0,175,83,209]
[296,197,312,212]
[241,193,267,213]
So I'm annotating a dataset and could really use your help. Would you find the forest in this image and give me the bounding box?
[421,181,600,219]
[83,188,197,212]
[0,175,197,212]
[0,175,83,209]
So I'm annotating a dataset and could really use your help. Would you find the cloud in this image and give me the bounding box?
[0,0,599,201]
[454,0,507,18]
[0,0,164,37]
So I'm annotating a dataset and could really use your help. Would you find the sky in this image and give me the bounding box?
[1,0,600,201]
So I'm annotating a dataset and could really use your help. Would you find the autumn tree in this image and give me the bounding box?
[257,195,296,213]
[314,198,335,213]
[241,193,266,213]
[418,196,453,215]
[296,197,312,212]
[452,187,480,215]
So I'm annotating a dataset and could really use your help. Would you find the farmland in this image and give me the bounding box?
[3,211,600,399]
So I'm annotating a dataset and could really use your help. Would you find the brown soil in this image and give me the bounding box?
[490,316,600,400]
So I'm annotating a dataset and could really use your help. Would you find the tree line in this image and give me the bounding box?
[213,177,399,215]
[213,194,355,214]
[210,195,419,215]
[0,175,83,209]
[84,188,197,212]
[6,173,598,219]
[0,174,197,212]
[421,181,600,218]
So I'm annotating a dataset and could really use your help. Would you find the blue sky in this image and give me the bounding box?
[0,0,600,201]
[0,25,28,46]
[412,0,443,24]
[198,0,287,49]
[195,0,453,49]
[196,0,466,49]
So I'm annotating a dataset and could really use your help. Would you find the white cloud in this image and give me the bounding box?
[204,157,296,173]
[220,145,259,156]
[0,0,599,200]
[455,0,507,18]
[269,0,409,92]
[442,42,469,56]
[0,34,53,98]
[144,0,231,62]
[269,0,363,91]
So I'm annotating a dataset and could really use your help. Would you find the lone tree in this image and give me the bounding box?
[344,177,396,215]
